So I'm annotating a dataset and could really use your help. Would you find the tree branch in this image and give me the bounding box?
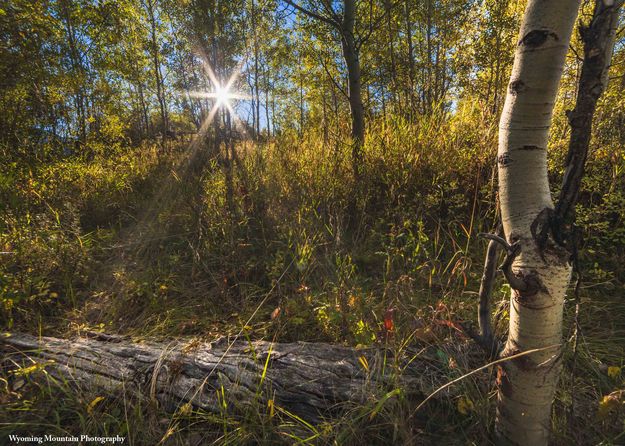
[476,232,501,357]
[479,233,512,251]
[316,53,349,100]
[356,0,401,48]
[499,242,527,291]
[283,0,340,29]
[478,232,527,292]
[555,0,623,241]
[319,0,342,25]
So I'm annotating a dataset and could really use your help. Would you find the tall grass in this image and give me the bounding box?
[1,100,624,443]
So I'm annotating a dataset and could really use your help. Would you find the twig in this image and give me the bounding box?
[477,235,500,357]
[478,233,511,251]
[283,0,340,29]
[410,344,561,418]
[569,227,584,375]
[478,232,527,292]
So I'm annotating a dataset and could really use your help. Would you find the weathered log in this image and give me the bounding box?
[1,332,454,423]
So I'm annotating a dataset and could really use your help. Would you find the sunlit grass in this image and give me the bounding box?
[1,106,624,443]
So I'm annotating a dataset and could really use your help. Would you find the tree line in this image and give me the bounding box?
[1,0,526,162]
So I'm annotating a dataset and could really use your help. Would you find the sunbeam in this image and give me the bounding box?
[189,57,249,127]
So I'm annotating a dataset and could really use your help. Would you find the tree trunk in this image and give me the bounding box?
[404,0,416,117]
[251,0,261,138]
[384,0,397,106]
[60,0,87,144]
[425,0,433,112]
[494,0,581,444]
[492,18,503,115]
[555,0,623,229]
[137,81,151,137]
[341,0,365,179]
[264,57,271,138]
[283,0,365,177]
[1,332,450,424]
[146,0,168,138]
[299,70,304,137]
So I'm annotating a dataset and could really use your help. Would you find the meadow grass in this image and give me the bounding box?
[1,109,624,444]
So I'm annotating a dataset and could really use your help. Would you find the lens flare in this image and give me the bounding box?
[188,56,249,126]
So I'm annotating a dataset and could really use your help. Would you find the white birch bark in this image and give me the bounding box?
[495,0,581,444]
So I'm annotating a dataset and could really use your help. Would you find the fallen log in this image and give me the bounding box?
[1,332,456,423]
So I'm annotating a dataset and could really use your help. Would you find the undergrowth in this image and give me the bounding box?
[1,104,624,444]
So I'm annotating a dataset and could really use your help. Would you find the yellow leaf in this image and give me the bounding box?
[607,366,621,379]
[358,355,369,373]
[177,402,192,417]
[348,294,356,307]
[87,396,105,415]
[597,394,620,419]
[457,395,475,415]
[11,361,52,376]
[267,399,275,418]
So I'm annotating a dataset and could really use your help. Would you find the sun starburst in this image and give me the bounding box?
[189,58,249,125]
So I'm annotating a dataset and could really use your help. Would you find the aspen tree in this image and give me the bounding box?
[494,0,580,443]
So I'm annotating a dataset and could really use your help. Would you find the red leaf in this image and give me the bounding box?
[271,307,281,320]
[384,308,395,332]
[435,319,468,339]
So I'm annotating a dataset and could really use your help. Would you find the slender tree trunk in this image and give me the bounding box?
[251,0,261,138]
[384,0,397,105]
[135,83,149,138]
[136,79,150,137]
[299,70,304,137]
[425,0,433,112]
[264,58,271,138]
[178,53,200,130]
[223,109,236,218]
[404,0,416,117]
[61,0,87,144]
[494,1,581,444]
[341,0,365,179]
[433,41,441,105]
[248,70,256,134]
[492,20,503,115]
[556,0,623,228]
[146,0,168,138]
[322,91,329,143]
[271,96,277,136]
[381,79,387,120]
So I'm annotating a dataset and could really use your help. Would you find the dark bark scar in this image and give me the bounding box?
[509,79,526,95]
[498,153,513,167]
[531,207,554,253]
[497,365,514,397]
[517,145,544,151]
[519,29,559,48]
